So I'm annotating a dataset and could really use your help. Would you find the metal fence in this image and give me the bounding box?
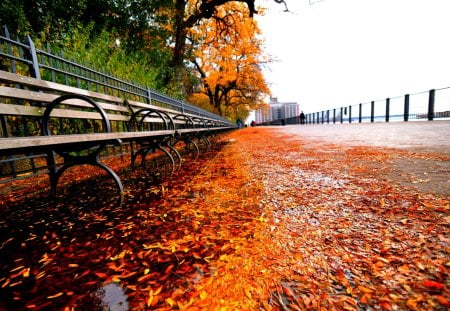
[0,26,232,125]
[268,88,450,126]
[0,26,233,183]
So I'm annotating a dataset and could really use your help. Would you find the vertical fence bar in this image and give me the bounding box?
[46,43,56,82]
[359,103,362,123]
[404,94,410,121]
[1,26,13,139]
[146,88,152,105]
[326,110,330,124]
[4,26,17,74]
[333,108,336,124]
[24,35,41,79]
[370,101,375,122]
[61,51,69,85]
[340,107,343,123]
[385,98,390,122]
[428,89,435,121]
[348,106,352,123]
[23,34,41,175]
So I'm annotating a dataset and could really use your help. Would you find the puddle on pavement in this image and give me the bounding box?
[94,283,129,311]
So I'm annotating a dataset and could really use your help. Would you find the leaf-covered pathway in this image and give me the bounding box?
[0,127,448,310]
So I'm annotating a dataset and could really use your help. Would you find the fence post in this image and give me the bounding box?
[321,111,324,124]
[404,94,410,121]
[348,106,352,123]
[333,108,336,124]
[340,107,343,123]
[1,27,13,138]
[359,103,362,123]
[326,110,330,123]
[370,101,375,122]
[428,89,435,121]
[146,88,152,105]
[385,98,390,122]
[24,35,41,79]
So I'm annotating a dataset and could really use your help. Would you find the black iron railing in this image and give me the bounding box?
[0,26,233,182]
[259,87,450,126]
[296,88,450,125]
[0,26,231,125]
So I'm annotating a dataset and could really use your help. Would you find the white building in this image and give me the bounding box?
[255,97,300,123]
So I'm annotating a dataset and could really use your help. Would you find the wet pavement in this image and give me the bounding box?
[278,120,450,155]
[273,120,450,195]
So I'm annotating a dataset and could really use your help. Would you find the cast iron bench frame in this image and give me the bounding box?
[0,70,233,199]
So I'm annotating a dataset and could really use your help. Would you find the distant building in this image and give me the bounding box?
[255,97,300,123]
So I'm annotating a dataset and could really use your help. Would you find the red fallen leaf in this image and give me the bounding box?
[47,292,64,299]
[360,293,371,304]
[358,285,374,293]
[121,271,137,278]
[422,280,444,290]
[165,264,174,274]
[95,272,108,279]
[379,301,392,310]
[436,295,450,307]
[137,273,154,283]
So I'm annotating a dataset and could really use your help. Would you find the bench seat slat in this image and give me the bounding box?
[0,127,232,156]
[0,130,176,156]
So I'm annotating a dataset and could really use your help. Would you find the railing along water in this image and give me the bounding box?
[262,87,450,126]
[300,87,450,125]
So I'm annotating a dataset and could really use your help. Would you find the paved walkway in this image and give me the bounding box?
[278,120,450,155]
[272,121,449,196]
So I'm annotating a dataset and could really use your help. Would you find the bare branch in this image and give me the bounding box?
[273,0,290,12]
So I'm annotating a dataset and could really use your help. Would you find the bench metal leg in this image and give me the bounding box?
[185,137,199,160]
[148,146,175,179]
[131,141,176,179]
[46,152,123,202]
[201,135,212,152]
[162,144,182,171]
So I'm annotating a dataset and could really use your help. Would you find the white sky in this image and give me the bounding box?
[255,0,450,113]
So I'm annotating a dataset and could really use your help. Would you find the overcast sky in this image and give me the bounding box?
[255,0,450,113]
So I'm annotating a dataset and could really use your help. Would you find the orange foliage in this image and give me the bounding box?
[188,2,270,118]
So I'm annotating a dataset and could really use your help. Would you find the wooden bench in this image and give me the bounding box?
[0,70,234,199]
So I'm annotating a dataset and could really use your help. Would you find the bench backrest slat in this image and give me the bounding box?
[0,70,125,104]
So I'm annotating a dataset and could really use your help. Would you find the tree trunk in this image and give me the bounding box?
[171,0,188,88]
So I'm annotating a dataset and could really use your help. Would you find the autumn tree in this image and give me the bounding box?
[167,0,289,92]
[187,2,270,118]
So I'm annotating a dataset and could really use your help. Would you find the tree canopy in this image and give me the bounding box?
[188,2,270,118]
[0,0,286,119]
